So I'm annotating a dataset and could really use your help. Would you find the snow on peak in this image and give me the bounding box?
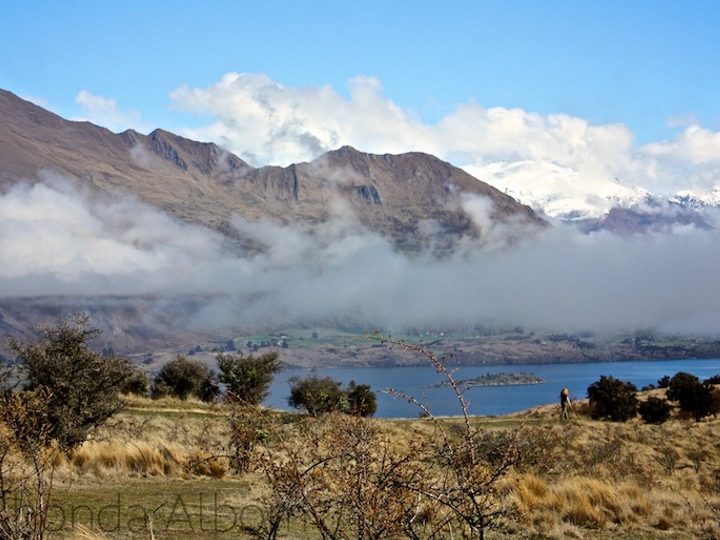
[464,159,650,221]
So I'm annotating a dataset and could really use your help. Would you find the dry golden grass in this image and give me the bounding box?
[39,395,720,539]
[70,440,188,477]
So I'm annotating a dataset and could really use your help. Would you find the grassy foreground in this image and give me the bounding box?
[39,392,720,540]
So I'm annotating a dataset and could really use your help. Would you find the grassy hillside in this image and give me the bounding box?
[29,391,720,540]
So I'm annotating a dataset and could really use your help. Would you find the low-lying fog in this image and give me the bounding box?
[2,175,720,336]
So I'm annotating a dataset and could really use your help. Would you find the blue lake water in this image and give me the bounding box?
[265,358,720,418]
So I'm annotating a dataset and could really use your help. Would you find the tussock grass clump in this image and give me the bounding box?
[70,440,187,477]
[512,476,653,531]
[186,448,228,478]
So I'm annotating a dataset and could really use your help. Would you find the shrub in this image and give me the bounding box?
[346,380,377,417]
[151,355,212,401]
[122,370,149,396]
[587,375,638,422]
[639,396,671,424]
[287,375,378,417]
[667,371,720,421]
[8,313,139,449]
[0,389,60,538]
[288,374,347,416]
[216,351,282,405]
[666,372,700,402]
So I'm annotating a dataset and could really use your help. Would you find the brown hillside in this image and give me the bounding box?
[0,88,545,251]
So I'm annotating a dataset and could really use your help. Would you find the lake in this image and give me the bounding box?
[265,358,720,418]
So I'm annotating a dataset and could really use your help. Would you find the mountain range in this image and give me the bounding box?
[478,147,720,233]
[1,88,718,365]
[0,89,544,255]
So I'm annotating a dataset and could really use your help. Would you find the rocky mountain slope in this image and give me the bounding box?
[0,89,544,254]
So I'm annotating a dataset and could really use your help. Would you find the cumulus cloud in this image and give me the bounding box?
[168,73,720,220]
[169,73,433,166]
[74,90,147,133]
[637,125,720,192]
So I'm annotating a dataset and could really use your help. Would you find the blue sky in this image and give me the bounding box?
[3,1,720,202]
[4,1,719,141]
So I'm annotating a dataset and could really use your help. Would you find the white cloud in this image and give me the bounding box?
[0,175,241,295]
[169,73,433,166]
[168,73,720,218]
[74,90,147,133]
[3,174,720,335]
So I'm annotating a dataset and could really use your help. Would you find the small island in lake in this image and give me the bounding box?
[444,372,545,387]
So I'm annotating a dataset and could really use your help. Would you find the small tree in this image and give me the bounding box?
[346,381,377,417]
[151,355,212,401]
[639,396,672,424]
[217,351,282,405]
[587,375,638,422]
[666,372,700,402]
[0,389,59,540]
[121,370,149,396]
[288,374,346,416]
[667,372,719,421]
[8,313,138,450]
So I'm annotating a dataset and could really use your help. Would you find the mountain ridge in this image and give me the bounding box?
[0,88,546,254]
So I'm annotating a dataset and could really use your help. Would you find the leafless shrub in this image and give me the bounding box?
[231,406,431,540]
[370,335,523,539]
[0,389,60,540]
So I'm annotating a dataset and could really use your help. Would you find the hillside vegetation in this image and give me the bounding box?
[27,393,720,540]
[4,323,720,539]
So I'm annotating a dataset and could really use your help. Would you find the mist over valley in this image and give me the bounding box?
[2,89,720,366]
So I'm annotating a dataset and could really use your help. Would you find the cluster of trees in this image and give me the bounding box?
[586,371,720,424]
[288,375,377,417]
[1,314,378,450]
[150,355,377,417]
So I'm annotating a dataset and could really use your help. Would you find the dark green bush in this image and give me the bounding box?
[217,351,282,405]
[8,313,138,449]
[346,381,377,417]
[639,396,671,424]
[121,370,149,396]
[151,355,212,401]
[587,375,638,422]
[287,375,378,417]
[666,372,700,402]
[666,371,720,421]
[288,374,347,416]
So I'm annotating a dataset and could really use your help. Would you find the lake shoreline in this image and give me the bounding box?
[268,358,720,418]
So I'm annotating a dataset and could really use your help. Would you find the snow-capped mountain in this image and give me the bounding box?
[467,159,720,233]
[670,189,720,210]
